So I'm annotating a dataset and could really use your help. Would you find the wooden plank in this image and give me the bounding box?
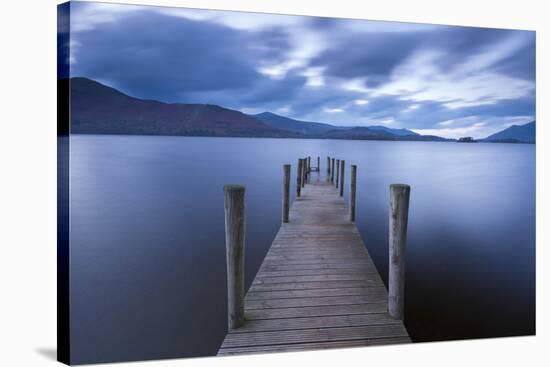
[246,286,387,300]
[252,274,377,284]
[256,268,378,278]
[261,258,375,266]
[221,324,409,348]
[229,313,401,333]
[246,303,388,320]
[245,294,388,309]
[218,337,411,355]
[259,263,374,272]
[248,279,384,292]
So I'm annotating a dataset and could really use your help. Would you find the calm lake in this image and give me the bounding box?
[69,135,535,364]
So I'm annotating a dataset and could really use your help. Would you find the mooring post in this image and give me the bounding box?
[331,158,335,183]
[350,165,357,221]
[282,164,290,223]
[317,156,320,171]
[388,184,411,320]
[339,160,345,197]
[336,159,340,189]
[296,159,302,197]
[223,185,246,330]
[308,156,311,173]
[327,156,331,176]
[302,157,306,187]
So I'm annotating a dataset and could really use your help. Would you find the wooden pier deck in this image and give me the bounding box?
[218,177,410,356]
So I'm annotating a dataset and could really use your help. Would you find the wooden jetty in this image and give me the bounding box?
[218,157,411,356]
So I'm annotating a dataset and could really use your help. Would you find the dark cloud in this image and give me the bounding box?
[72,11,290,103]
[312,32,421,87]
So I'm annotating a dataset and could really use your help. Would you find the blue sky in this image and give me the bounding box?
[68,1,535,138]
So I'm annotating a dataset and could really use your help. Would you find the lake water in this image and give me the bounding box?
[69,135,535,364]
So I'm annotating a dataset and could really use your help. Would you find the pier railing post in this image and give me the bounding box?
[302,157,306,187]
[296,159,302,197]
[350,165,357,221]
[223,185,246,330]
[331,158,335,183]
[282,164,290,223]
[307,156,311,183]
[327,156,331,177]
[388,184,411,320]
[336,159,340,189]
[339,160,345,197]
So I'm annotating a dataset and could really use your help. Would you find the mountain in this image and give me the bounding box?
[254,112,343,135]
[483,121,536,143]
[67,77,447,142]
[319,127,447,141]
[68,77,296,138]
[254,112,424,140]
[366,125,419,137]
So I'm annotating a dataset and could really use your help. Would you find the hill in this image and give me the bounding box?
[483,121,535,143]
[254,112,340,135]
[366,125,419,137]
[254,112,420,138]
[319,127,447,141]
[66,77,448,142]
[68,77,296,138]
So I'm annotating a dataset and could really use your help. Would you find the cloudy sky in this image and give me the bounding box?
[67,1,535,138]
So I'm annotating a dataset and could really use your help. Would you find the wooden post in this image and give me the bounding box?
[336,159,340,189]
[296,159,302,197]
[327,156,331,176]
[317,156,320,171]
[331,158,335,183]
[307,156,311,183]
[339,160,345,197]
[302,157,306,187]
[282,164,290,223]
[223,185,246,330]
[388,184,411,320]
[350,165,357,221]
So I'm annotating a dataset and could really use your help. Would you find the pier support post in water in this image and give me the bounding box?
[296,159,303,197]
[350,165,357,221]
[336,159,340,189]
[327,156,331,176]
[282,164,290,223]
[317,156,320,172]
[388,184,411,320]
[331,158,335,183]
[223,185,246,330]
[302,157,307,187]
[339,160,345,197]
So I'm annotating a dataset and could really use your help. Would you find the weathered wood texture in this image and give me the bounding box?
[302,160,308,190]
[282,164,290,223]
[218,180,410,355]
[223,185,246,330]
[388,184,411,320]
[336,159,340,188]
[339,160,345,197]
[350,165,357,222]
[296,159,302,197]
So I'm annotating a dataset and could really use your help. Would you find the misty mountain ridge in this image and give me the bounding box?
[69,77,296,138]
[254,112,420,138]
[66,77,529,143]
[483,121,535,143]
